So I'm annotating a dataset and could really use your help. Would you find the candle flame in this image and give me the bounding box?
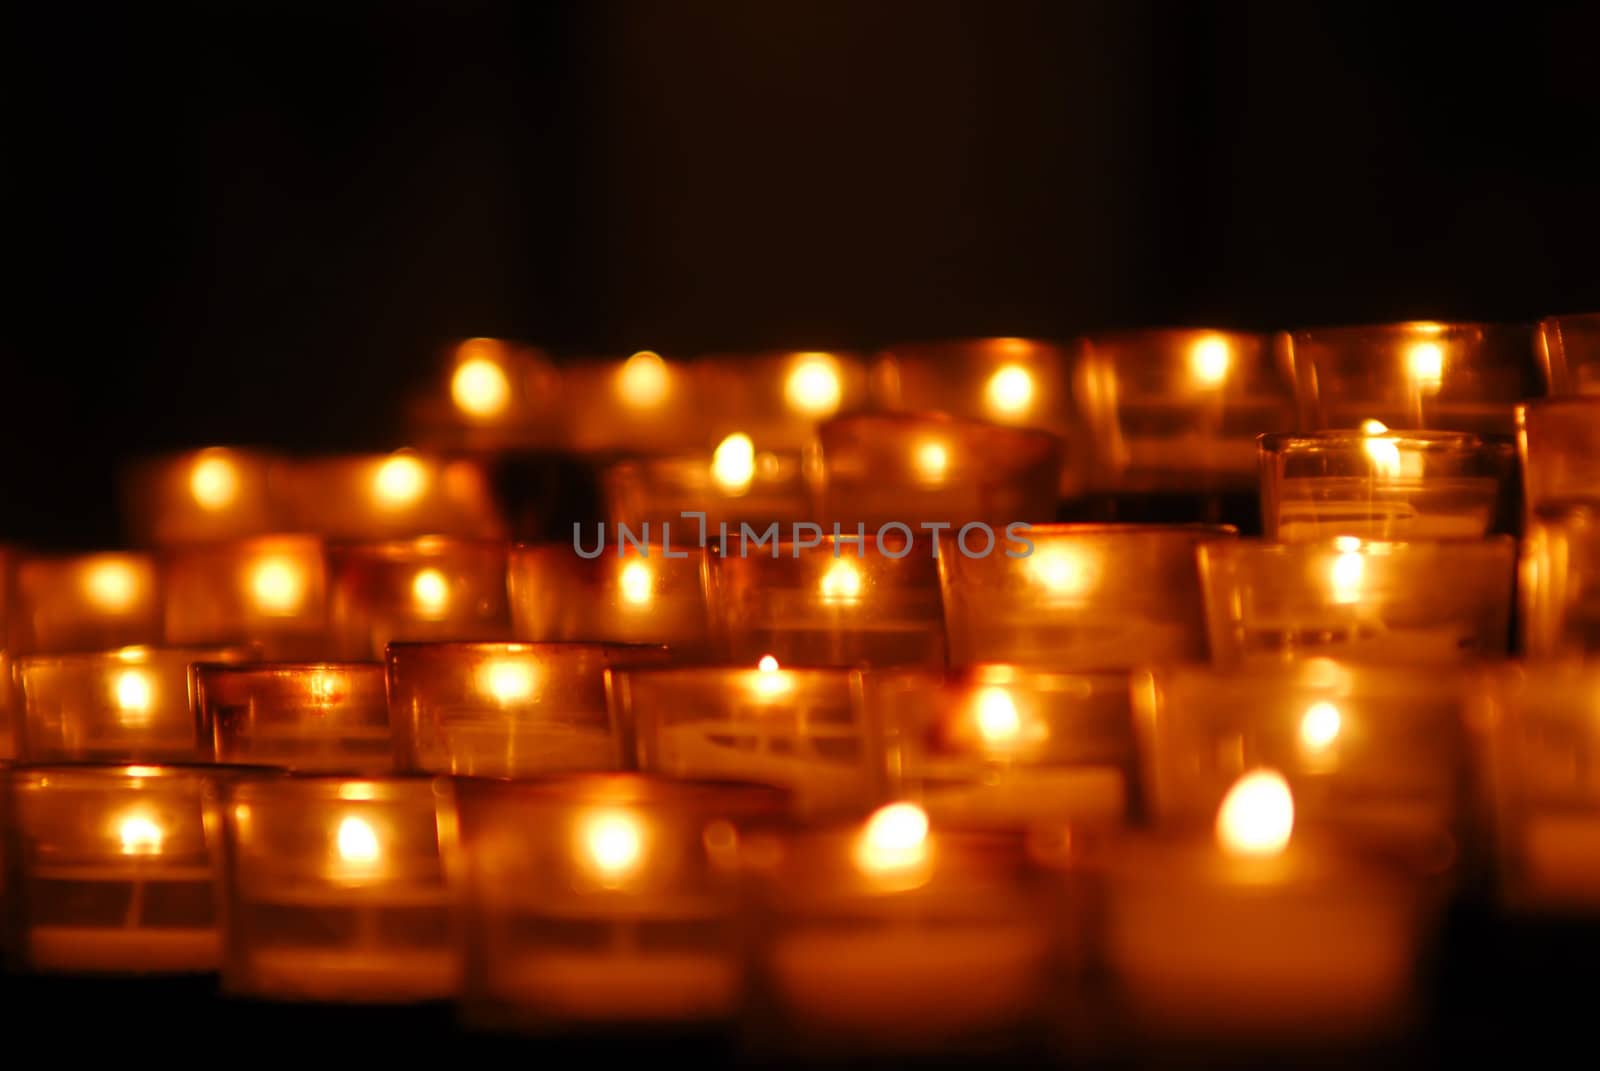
[1028,546,1090,596]
[336,815,382,867]
[480,659,537,704]
[985,364,1035,417]
[83,559,141,612]
[249,555,306,615]
[1363,434,1402,479]
[1189,335,1232,387]
[118,812,164,856]
[1361,419,1389,435]
[617,351,670,408]
[1330,542,1364,605]
[819,558,863,604]
[1406,340,1444,391]
[974,687,1022,743]
[374,454,428,508]
[855,802,930,877]
[452,355,512,419]
[1299,701,1342,753]
[580,809,644,887]
[1216,769,1294,859]
[189,451,240,511]
[711,433,756,495]
[784,353,843,417]
[619,560,654,607]
[758,654,779,672]
[115,669,154,726]
[753,653,791,698]
[914,440,950,483]
[411,567,450,617]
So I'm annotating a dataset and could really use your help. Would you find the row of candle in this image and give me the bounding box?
[4,650,1600,1048]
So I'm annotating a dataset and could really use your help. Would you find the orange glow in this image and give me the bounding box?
[617,351,670,408]
[1027,546,1091,597]
[784,353,843,417]
[1363,434,1402,479]
[249,556,306,615]
[308,670,343,706]
[1330,541,1364,605]
[758,654,780,672]
[411,568,450,617]
[118,812,164,856]
[855,802,931,877]
[914,440,950,483]
[711,433,756,494]
[753,653,791,698]
[1406,340,1444,391]
[115,669,154,726]
[1189,335,1232,387]
[82,559,141,613]
[1299,701,1342,753]
[1361,418,1389,436]
[1216,770,1294,859]
[336,815,382,867]
[819,558,863,604]
[619,560,654,607]
[984,364,1035,417]
[579,809,645,888]
[452,347,512,419]
[479,659,537,704]
[974,687,1022,743]
[374,454,428,507]
[189,451,240,511]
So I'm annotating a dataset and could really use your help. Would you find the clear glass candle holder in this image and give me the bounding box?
[811,412,1063,531]
[411,337,565,450]
[386,641,671,777]
[508,542,712,659]
[277,452,506,541]
[707,536,945,667]
[121,447,281,546]
[938,523,1230,668]
[162,534,329,658]
[872,337,1074,434]
[17,645,257,763]
[601,448,811,542]
[613,664,876,818]
[561,351,706,455]
[1476,662,1600,912]
[14,551,162,654]
[1198,537,1515,666]
[1518,398,1600,519]
[194,662,392,772]
[1521,504,1600,659]
[1074,329,1290,532]
[694,349,870,450]
[327,537,511,659]
[5,763,246,974]
[1134,660,1477,872]
[451,774,789,1033]
[870,665,1138,831]
[215,774,456,1003]
[747,805,1051,1058]
[1260,430,1506,541]
[1537,312,1600,396]
[1279,320,1541,438]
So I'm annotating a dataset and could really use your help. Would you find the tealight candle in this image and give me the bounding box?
[811,412,1063,531]
[1074,328,1289,531]
[14,551,162,653]
[194,662,392,772]
[1279,320,1541,438]
[216,774,456,1002]
[694,349,870,450]
[870,665,1138,830]
[451,774,788,1033]
[1103,771,1430,1048]
[1198,537,1515,666]
[163,534,329,657]
[1536,312,1600,395]
[17,645,256,762]
[120,447,280,545]
[386,641,671,776]
[1260,429,1506,541]
[614,663,877,817]
[1135,660,1476,872]
[600,446,811,541]
[1518,398,1600,520]
[707,535,945,667]
[561,351,704,454]
[750,803,1052,1057]
[277,452,506,541]
[508,542,713,659]
[6,763,243,974]
[1521,504,1600,658]
[327,537,511,659]
[408,337,564,450]
[938,523,1230,667]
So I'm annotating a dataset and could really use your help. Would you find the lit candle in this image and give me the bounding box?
[194,662,392,772]
[386,641,671,777]
[938,523,1230,667]
[277,452,507,541]
[121,447,279,546]
[216,775,456,1002]
[600,442,812,540]
[327,538,511,659]
[562,351,706,454]
[692,349,870,451]
[614,661,877,817]
[14,551,162,653]
[871,338,1073,438]
[162,535,329,657]
[451,775,788,1032]
[17,645,256,762]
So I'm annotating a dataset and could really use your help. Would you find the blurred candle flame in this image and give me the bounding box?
[1216,769,1294,859]
[985,364,1035,417]
[1406,340,1444,392]
[617,351,670,408]
[83,559,141,612]
[1330,538,1364,605]
[189,451,240,511]
[336,814,382,868]
[819,558,863,604]
[115,669,154,726]
[579,809,645,888]
[1299,701,1342,753]
[480,659,536,704]
[711,433,756,495]
[452,351,512,419]
[411,568,450,618]
[914,440,950,483]
[784,353,843,417]
[249,555,306,615]
[1188,335,1232,387]
[619,560,654,607]
[374,454,428,508]
[855,803,931,883]
[118,811,164,856]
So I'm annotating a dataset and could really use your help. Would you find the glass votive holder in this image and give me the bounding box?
[121,447,281,546]
[694,350,871,450]
[870,665,1138,830]
[613,663,876,818]
[1475,662,1600,912]
[561,350,706,454]
[872,337,1074,434]
[1260,429,1505,541]
[1521,504,1600,659]
[421,337,564,448]
[5,763,246,974]
[707,535,945,667]
[747,805,1052,1058]
[16,645,257,763]
[277,452,507,541]
[1102,781,1430,1052]
[1198,537,1515,666]
[386,641,671,777]
[215,774,456,1002]
[508,542,712,659]
[1518,397,1600,519]
[327,537,511,659]
[13,551,162,653]
[1537,312,1600,395]
[600,447,811,541]
[194,662,392,772]
[1135,661,1476,872]
[938,523,1230,668]
[1074,329,1289,531]
[162,534,329,658]
[1279,320,1541,438]
[811,412,1063,531]
[452,774,789,1034]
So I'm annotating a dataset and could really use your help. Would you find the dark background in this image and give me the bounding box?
[10,0,1600,547]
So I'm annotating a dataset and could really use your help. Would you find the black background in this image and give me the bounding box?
[10,0,1600,547]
